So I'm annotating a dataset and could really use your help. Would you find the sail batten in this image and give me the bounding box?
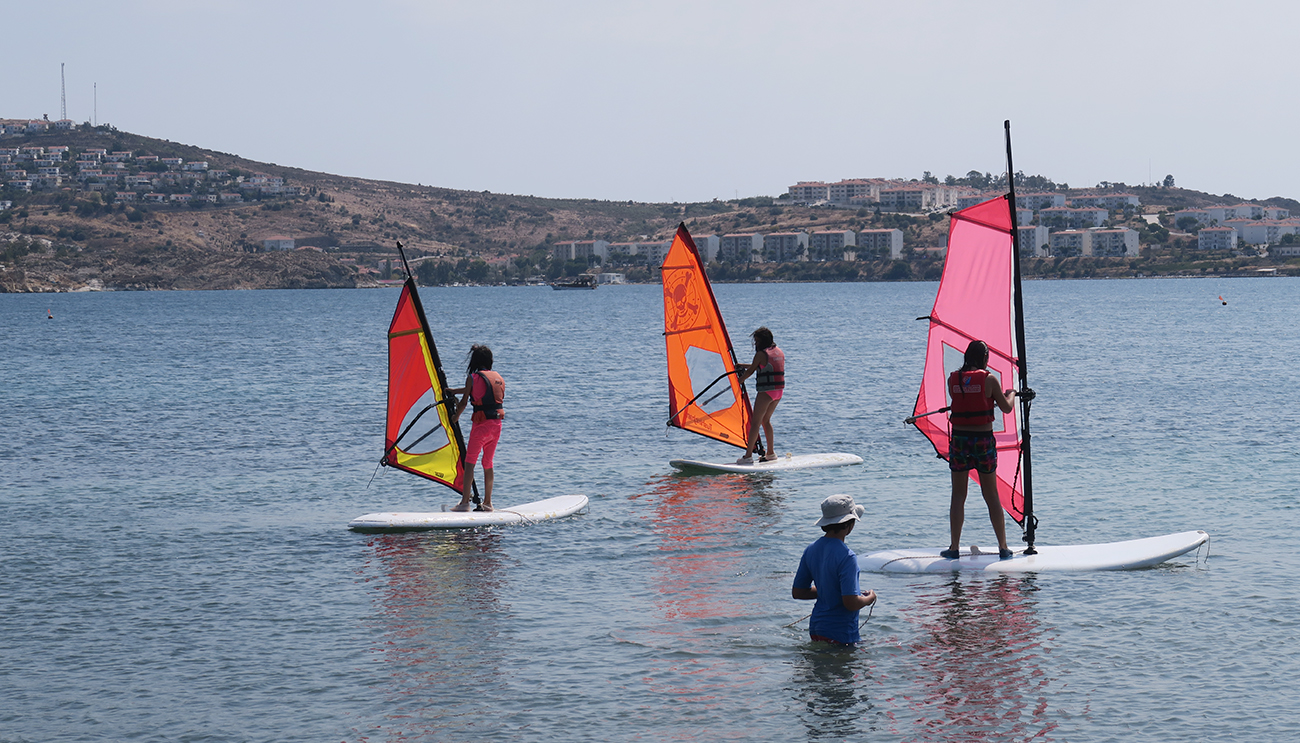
[383,272,466,493]
[911,196,1026,524]
[662,224,751,449]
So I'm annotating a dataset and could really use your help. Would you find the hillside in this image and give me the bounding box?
[2,126,1298,292]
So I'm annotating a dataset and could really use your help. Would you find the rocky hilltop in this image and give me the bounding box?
[2,126,1297,292]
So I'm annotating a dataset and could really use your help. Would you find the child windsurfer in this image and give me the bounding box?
[943,340,1018,559]
[448,344,505,512]
[736,326,784,464]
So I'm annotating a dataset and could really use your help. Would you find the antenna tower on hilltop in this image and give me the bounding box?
[61,63,67,121]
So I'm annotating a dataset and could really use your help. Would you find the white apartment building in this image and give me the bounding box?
[552,239,610,262]
[1088,228,1140,257]
[1067,193,1140,209]
[720,233,764,263]
[763,232,809,262]
[856,228,904,259]
[808,230,855,260]
[1173,209,1211,228]
[639,240,673,268]
[788,182,830,204]
[606,242,639,261]
[1198,227,1237,251]
[879,187,936,212]
[263,236,295,251]
[1016,192,1066,210]
[1017,225,1049,257]
[1038,207,1108,229]
[828,179,882,205]
[691,234,720,263]
[1225,219,1300,245]
[957,193,996,209]
[1047,227,1138,257]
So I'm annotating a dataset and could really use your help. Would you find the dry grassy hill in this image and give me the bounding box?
[2,126,1297,291]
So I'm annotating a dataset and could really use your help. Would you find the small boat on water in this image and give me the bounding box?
[551,274,598,290]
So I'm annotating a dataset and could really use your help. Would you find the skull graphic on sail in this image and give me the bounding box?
[661,224,751,449]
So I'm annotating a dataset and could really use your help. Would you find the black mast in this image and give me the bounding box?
[1004,121,1037,554]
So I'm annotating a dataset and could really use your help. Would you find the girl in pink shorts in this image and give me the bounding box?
[450,345,505,512]
[736,327,785,463]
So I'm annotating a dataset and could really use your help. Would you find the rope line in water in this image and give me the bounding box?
[783,600,878,629]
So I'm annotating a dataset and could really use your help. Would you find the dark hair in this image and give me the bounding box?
[821,520,855,535]
[961,340,989,371]
[466,344,493,375]
[751,326,774,351]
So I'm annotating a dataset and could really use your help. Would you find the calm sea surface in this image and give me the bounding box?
[2,278,1298,742]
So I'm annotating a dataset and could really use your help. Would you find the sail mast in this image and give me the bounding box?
[1004,120,1037,553]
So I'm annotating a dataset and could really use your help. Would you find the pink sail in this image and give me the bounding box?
[912,196,1025,524]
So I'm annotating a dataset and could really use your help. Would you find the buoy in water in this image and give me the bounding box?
[1219,295,1227,306]
[47,309,53,319]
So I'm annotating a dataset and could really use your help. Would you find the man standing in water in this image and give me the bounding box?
[792,495,877,646]
[943,340,1018,560]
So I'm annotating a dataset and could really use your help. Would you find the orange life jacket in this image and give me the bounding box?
[471,370,505,424]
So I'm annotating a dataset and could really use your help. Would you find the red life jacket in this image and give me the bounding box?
[948,368,995,425]
[471,370,505,424]
[756,346,785,392]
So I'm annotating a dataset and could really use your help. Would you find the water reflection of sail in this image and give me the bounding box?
[647,475,770,622]
[897,575,1058,741]
[362,531,510,739]
[603,475,786,735]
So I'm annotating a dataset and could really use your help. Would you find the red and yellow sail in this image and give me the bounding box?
[661,224,751,449]
[912,196,1026,523]
[383,277,465,492]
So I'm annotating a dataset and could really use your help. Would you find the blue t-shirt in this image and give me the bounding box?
[792,536,862,644]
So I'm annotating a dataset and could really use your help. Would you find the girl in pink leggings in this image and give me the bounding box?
[450,345,505,511]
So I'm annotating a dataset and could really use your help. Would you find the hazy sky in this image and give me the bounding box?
[6,1,1297,204]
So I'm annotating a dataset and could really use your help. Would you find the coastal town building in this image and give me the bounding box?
[856,228,904,259]
[719,233,765,263]
[1017,225,1049,257]
[1038,206,1109,229]
[689,234,720,263]
[263,236,295,251]
[764,232,809,262]
[808,230,855,261]
[1067,193,1140,209]
[1048,228,1139,257]
[552,239,610,263]
[1016,192,1067,211]
[1198,227,1237,251]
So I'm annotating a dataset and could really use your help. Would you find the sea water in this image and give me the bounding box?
[1,278,1297,742]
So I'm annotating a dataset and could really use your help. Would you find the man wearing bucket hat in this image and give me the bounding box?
[791,494,877,646]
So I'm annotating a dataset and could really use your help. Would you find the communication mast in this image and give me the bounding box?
[61,63,66,121]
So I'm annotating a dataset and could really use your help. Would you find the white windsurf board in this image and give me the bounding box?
[348,494,588,531]
[669,452,862,474]
[858,530,1208,573]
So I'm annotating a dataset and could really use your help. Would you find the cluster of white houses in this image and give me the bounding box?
[1171,204,1300,256]
[0,117,76,135]
[0,143,297,204]
[552,227,908,267]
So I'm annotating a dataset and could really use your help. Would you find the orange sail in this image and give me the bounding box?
[382,275,466,493]
[661,224,751,449]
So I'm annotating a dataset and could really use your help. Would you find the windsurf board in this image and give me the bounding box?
[348,494,588,531]
[858,530,1209,573]
[669,452,863,474]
